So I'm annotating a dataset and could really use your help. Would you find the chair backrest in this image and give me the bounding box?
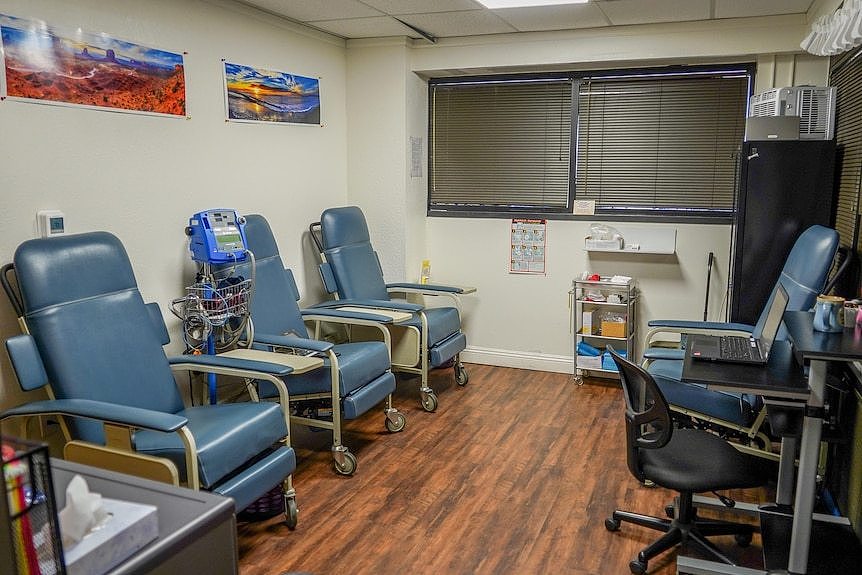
[607,347,673,484]
[753,224,838,341]
[13,232,185,443]
[239,215,309,338]
[319,206,389,301]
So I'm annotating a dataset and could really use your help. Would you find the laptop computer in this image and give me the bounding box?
[689,284,789,365]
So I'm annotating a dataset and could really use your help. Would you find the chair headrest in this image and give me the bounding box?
[243,214,280,260]
[781,225,838,288]
[14,232,137,313]
[320,206,371,249]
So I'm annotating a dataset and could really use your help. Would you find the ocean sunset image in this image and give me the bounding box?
[224,61,320,125]
[0,15,185,115]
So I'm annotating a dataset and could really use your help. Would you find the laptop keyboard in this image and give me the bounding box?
[719,336,752,360]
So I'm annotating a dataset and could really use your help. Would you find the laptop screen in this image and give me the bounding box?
[759,284,790,357]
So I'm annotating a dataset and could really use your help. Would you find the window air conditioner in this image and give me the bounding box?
[749,86,836,140]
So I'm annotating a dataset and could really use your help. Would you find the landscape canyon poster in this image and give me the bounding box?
[0,14,186,116]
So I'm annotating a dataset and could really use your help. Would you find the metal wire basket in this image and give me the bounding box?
[2,436,65,575]
[173,278,252,327]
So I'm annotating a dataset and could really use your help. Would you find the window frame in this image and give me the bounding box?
[427,63,756,224]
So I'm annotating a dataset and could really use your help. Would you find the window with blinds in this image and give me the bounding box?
[829,48,862,250]
[428,65,752,218]
[576,73,749,215]
[429,79,573,212]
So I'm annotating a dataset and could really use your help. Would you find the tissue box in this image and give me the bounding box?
[601,319,626,338]
[577,354,603,370]
[64,498,158,575]
[582,310,601,334]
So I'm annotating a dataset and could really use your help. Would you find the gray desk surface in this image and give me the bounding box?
[52,459,237,575]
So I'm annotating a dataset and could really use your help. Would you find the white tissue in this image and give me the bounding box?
[59,475,109,548]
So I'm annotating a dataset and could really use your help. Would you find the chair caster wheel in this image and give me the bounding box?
[333,451,357,476]
[735,532,753,547]
[385,411,406,432]
[421,390,438,412]
[629,559,647,574]
[284,497,298,530]
[605,517,621,532]
[455,363,469,386]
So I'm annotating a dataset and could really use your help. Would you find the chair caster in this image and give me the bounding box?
[735,531,753,547]
[455,363,469,386]
[332,448,357,476]
[420,389,438,412]
[385,410,406,432]
[605,517,621,532]
[284,496,298,530]
[629,559,647,575]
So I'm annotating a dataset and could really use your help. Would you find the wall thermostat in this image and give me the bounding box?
[37,210,66,238]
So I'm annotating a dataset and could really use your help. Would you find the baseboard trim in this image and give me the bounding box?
[460,346,572,374]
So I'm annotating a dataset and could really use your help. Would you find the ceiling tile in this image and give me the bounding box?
[309,16,421,38]
[397,10,518,37]
[715,0,814,19]
[597,0,711,26]
[493,3,609,32]
[359,0,484,16]
[242,0,383,22]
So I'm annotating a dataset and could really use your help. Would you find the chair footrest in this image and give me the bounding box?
[212,446,296,513]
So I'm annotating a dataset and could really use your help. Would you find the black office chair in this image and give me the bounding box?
[604,347,772,574]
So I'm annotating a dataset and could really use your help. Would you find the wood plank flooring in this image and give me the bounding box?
[238,365,769,575]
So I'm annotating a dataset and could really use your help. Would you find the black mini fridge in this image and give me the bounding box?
[729,139,836,325]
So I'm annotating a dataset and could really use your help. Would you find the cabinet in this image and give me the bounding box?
[571,277,637,385]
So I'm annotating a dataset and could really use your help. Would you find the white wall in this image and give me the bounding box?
[347,15,831,373]
[0,0,349,412]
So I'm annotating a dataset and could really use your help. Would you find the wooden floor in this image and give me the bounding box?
[238,364,769,575]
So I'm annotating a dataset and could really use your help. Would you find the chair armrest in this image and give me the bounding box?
[647,320,755,332]
[387,282,476,295]
[5,334,49,392]
[1,398,188,433]
[301,307,401,324]
[642,348,685,361]
[251,333,334,353]
[311,299,423,313]
[168,354,295,378]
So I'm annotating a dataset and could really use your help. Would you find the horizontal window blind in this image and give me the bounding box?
[576,75,748,213]
[430,79,572,210]
[830,48,862,249]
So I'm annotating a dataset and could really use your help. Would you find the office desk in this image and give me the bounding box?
[679,317,861,575]
[52,459,238,574]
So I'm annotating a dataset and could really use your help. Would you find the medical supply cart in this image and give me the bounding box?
[571,277,637,385]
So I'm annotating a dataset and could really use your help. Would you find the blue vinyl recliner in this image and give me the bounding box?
[643,225,839,453]
[234,214,405,475]
[310,206,474,413]
[1,232,300,525]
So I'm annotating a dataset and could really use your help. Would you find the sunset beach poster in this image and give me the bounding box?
[223,61,320,125]
[0,14,186,116]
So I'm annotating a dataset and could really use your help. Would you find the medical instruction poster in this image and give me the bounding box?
[509,219,546,274]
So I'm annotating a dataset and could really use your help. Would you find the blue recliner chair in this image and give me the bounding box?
[1,232,300,525]
[310,206,474,412]
[643,225,839,453]
[234,214,406,475]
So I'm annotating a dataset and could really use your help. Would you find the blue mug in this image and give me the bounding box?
[813,295,845,333]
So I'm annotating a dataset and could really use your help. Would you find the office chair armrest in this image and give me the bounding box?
[1,398,188,433]
[6,334,49,392]
[387,282,476,295]
[168,354,295,378]
[250,333,334,354]
[311,299,423,313]
[301,307,402,324]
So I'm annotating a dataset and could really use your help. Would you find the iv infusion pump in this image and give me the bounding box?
[186,209,248,264]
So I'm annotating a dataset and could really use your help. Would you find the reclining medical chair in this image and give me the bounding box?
[643,225,839,455]
[1,232,300,525]
[310,206,473,412]
[233,214,405,475]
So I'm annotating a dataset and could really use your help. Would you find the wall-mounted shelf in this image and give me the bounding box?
[585,225,676,254]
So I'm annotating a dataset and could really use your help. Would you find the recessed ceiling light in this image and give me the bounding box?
[477,0,590,8]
